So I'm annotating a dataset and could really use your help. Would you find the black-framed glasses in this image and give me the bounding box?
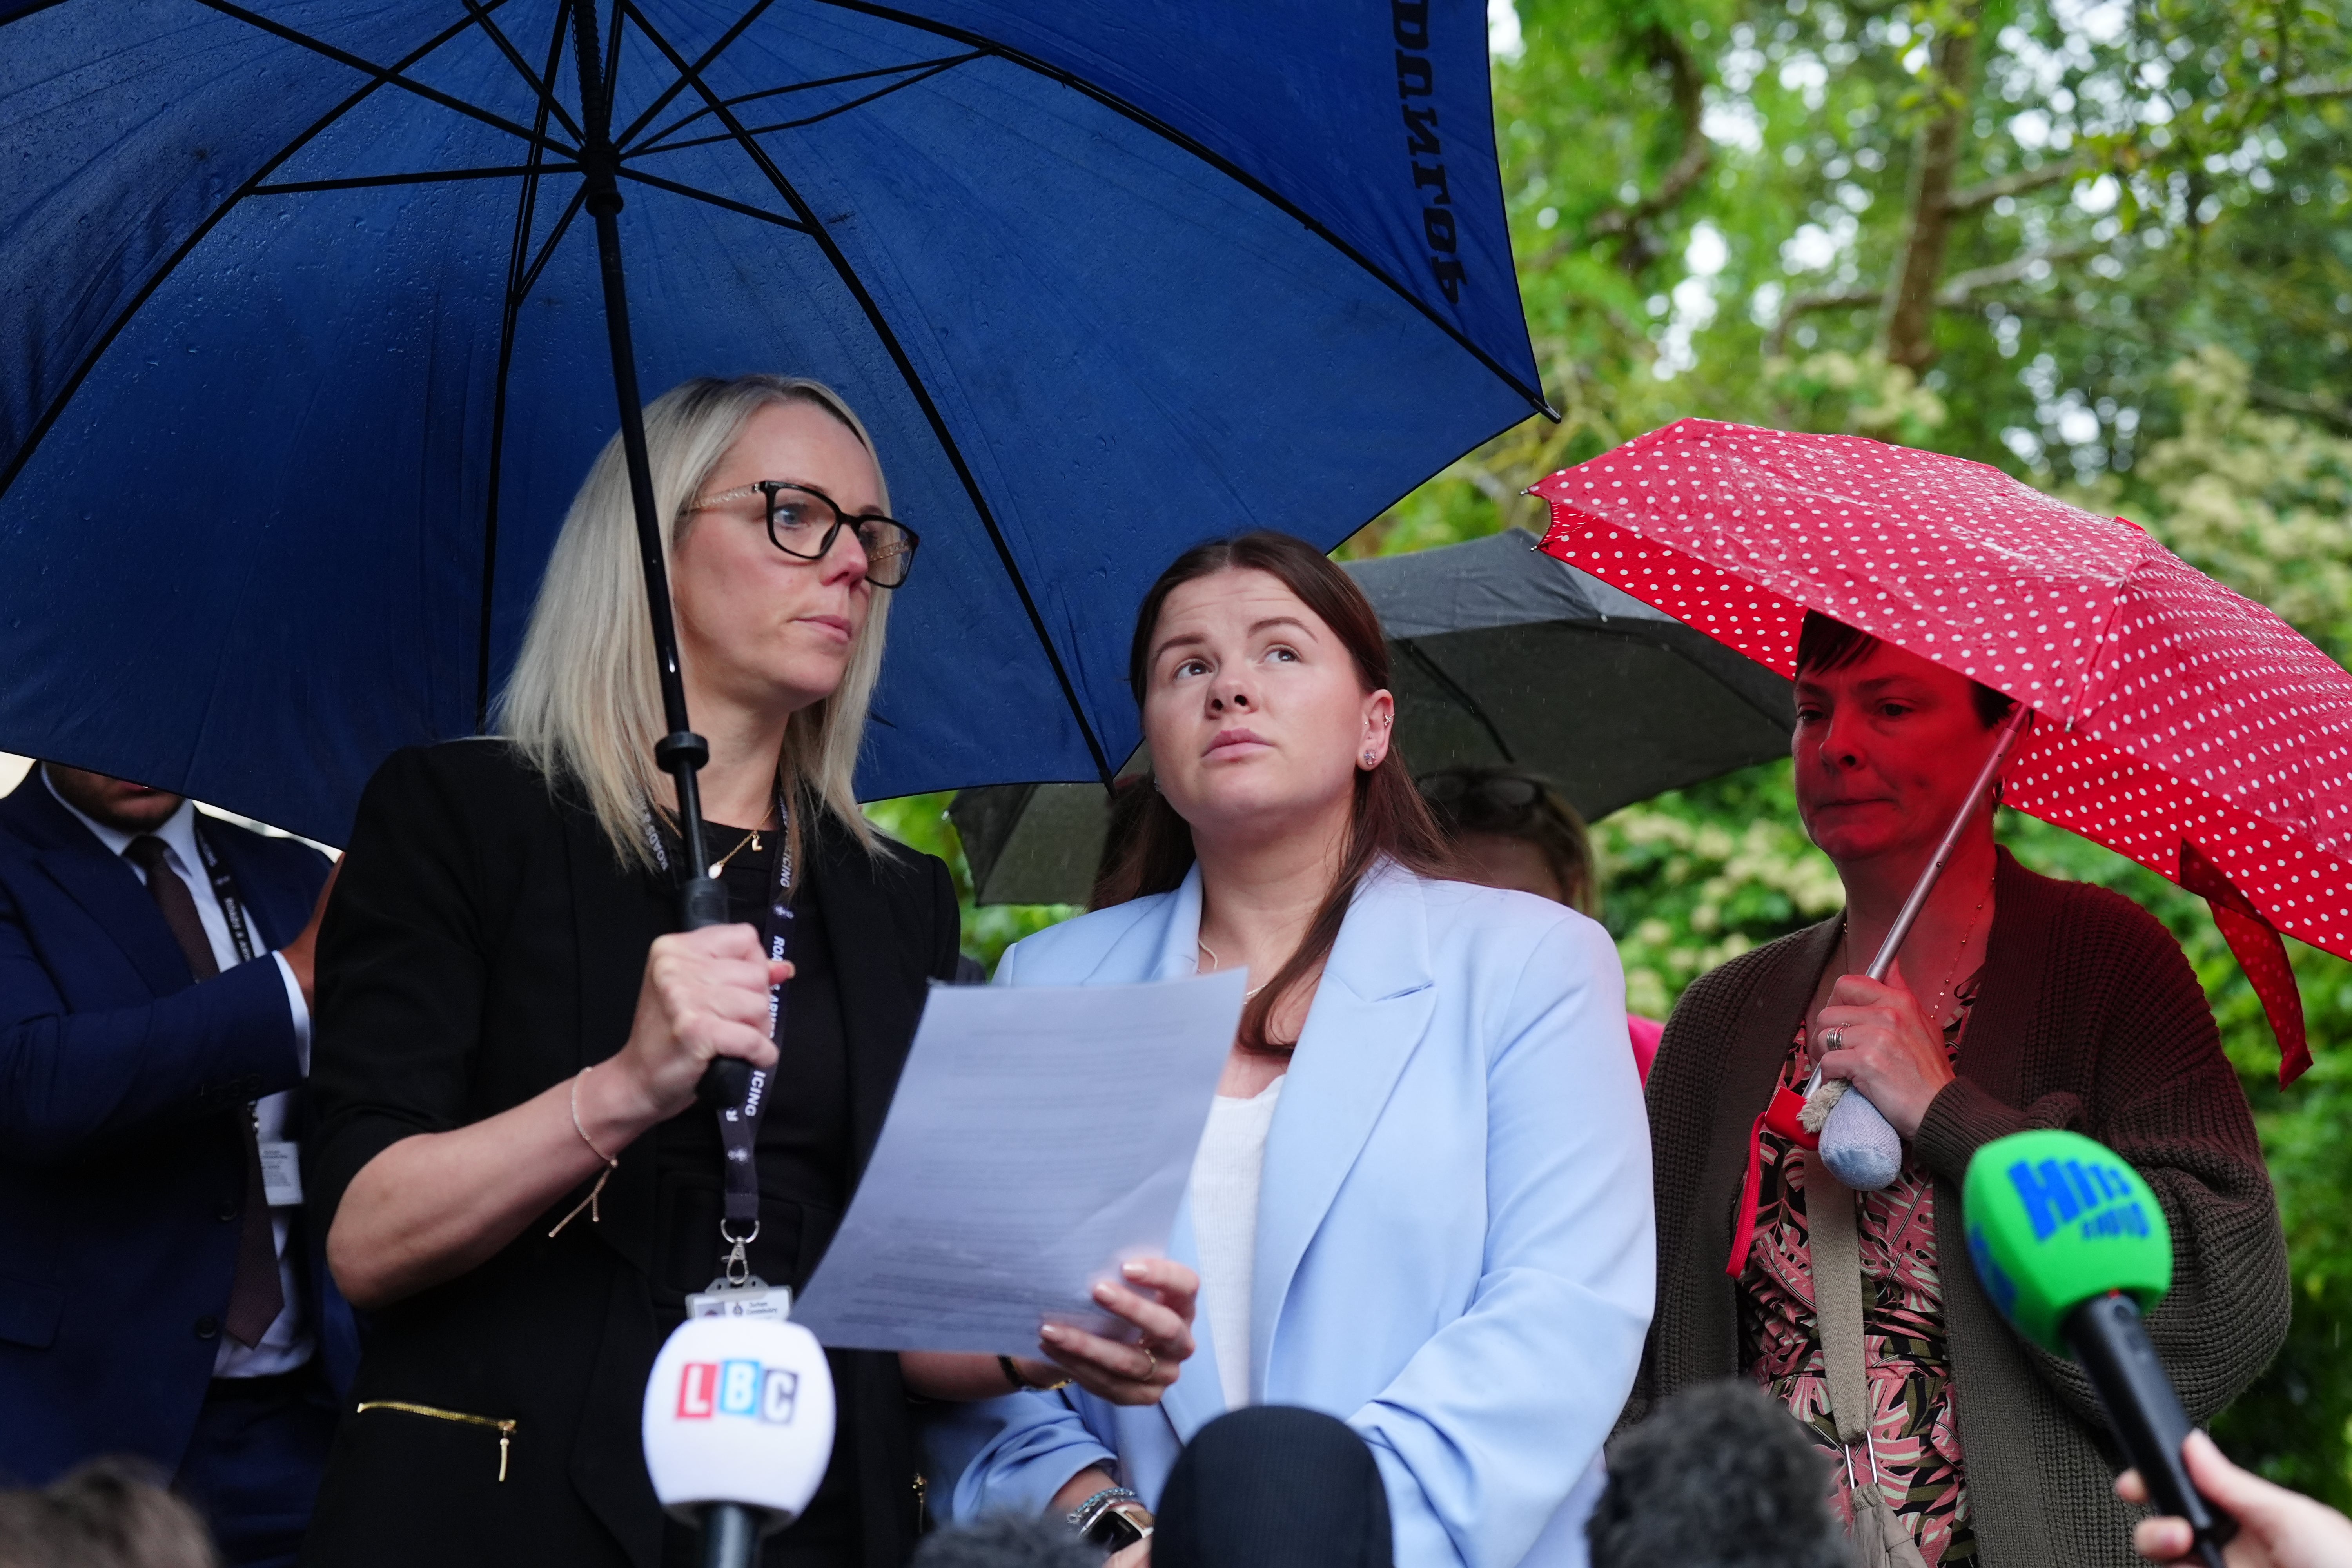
[686,480,920,589]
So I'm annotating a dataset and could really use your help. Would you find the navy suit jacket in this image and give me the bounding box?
[0,771,358,1483]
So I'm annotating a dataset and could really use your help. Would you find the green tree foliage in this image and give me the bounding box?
[875,0,2352,1500]
[1481,0,2352,1499]
[860,793,1076,976]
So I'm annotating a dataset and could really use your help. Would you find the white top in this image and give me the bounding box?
[44,769,315,1377]
[1187,1074,1284,1413]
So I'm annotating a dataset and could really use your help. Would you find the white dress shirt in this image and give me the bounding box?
[45,770,315,1376]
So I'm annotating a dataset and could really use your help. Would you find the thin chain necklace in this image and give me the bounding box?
[706,799,778,877]
[1844,877,1992,1031]
[1195,937,1267,1000]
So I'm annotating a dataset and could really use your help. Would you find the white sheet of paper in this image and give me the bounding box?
[790,969,1245,1354]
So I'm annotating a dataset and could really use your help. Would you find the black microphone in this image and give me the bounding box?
[1964,1129,2236,1568]
[2067,1292,2229,1554]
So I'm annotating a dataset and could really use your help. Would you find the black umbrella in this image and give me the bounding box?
[951,527,1795,905]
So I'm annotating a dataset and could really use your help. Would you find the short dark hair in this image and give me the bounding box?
[1586,1381,1847,1568]
[1795,611,2015,728]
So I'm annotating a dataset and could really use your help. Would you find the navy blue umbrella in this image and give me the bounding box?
[0,0,1548,852]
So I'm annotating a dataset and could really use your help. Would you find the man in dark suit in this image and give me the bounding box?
[0,762,357,1568]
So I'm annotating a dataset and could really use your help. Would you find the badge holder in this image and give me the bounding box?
[258,1136,305,1207]
[686,1221,793,1323]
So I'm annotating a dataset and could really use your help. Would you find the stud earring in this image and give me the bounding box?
[1361,750,1377,766]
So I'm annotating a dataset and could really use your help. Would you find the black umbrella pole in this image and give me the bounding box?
[568,1,723,926]
[573,0,738,1109]
[584,196,727,931]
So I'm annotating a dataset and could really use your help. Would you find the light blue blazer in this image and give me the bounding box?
[923,863,1655,1568]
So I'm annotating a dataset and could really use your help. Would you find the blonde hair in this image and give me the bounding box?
[497,374,889,872]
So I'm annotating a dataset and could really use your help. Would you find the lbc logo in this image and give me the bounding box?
[676,1359,800,1425]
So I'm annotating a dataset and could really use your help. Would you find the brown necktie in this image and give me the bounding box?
[123,835,284,1348]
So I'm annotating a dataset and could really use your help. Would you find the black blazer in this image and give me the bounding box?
[301,741,959,1568]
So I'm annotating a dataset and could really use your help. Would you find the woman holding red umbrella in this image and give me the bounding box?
[1635,611,2287,1568]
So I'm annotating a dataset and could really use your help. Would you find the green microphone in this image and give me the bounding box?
[1964,1129,2236,1568]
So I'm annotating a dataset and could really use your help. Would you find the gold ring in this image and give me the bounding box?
[1140,1349,1158,1381]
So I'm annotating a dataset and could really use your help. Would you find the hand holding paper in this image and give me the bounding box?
[791,970,1245,1356]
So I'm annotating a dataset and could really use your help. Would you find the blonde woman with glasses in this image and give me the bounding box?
[299,376,1187,1568]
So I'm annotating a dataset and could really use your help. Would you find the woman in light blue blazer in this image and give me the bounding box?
[927,533,1654,1568]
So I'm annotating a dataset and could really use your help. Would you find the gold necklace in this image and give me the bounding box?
[1930,884,1993,1028]
[1195,937,1267,1000]
[1842,878,1992,1031]
[706,804,776,877]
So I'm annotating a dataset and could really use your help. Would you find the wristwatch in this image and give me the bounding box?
[1068,1486,1153,1551]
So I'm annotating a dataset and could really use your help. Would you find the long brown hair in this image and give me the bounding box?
[1096,532,1454,1053]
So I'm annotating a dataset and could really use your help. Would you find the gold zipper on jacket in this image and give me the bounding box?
[355,1400,517,1482]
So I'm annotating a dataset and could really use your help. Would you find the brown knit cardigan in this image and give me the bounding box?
[1631,848,2289,1568]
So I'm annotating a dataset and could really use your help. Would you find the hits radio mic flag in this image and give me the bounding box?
[642,1314,837,1568]
[1963,1128,2236,1568]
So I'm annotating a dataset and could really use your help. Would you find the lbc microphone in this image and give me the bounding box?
[642,1314,836,1568]
[1963,1129,2236,1568]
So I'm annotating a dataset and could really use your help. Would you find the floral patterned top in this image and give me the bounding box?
[1738,976,1981,1567]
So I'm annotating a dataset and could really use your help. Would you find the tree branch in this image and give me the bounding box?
[1878,5,1986,372]
[1537,23,1711,274]
[2285,76,2352,100]
[1963,296,2092,325]
[1761,243,2102,354]
[1763,287,1886,356]
[2250,381,2352,436]
[1936,242,2098,298]
[1943,155,2090,214]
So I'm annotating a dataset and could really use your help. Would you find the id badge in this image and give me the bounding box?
[258,1140,303,1207]
[686,1278,793,1323]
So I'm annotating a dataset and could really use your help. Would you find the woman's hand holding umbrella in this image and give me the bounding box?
[605,924,788,1124]
[1811,961,1957,1140]
[329,924,789,1308]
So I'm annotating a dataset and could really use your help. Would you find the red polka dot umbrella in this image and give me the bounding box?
[1532,417,2350,1084]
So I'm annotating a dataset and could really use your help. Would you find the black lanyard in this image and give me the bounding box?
[717,795,793,1273]
[646,791,792,1281]
[189,822,265,1136]
[190,822,259,965]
